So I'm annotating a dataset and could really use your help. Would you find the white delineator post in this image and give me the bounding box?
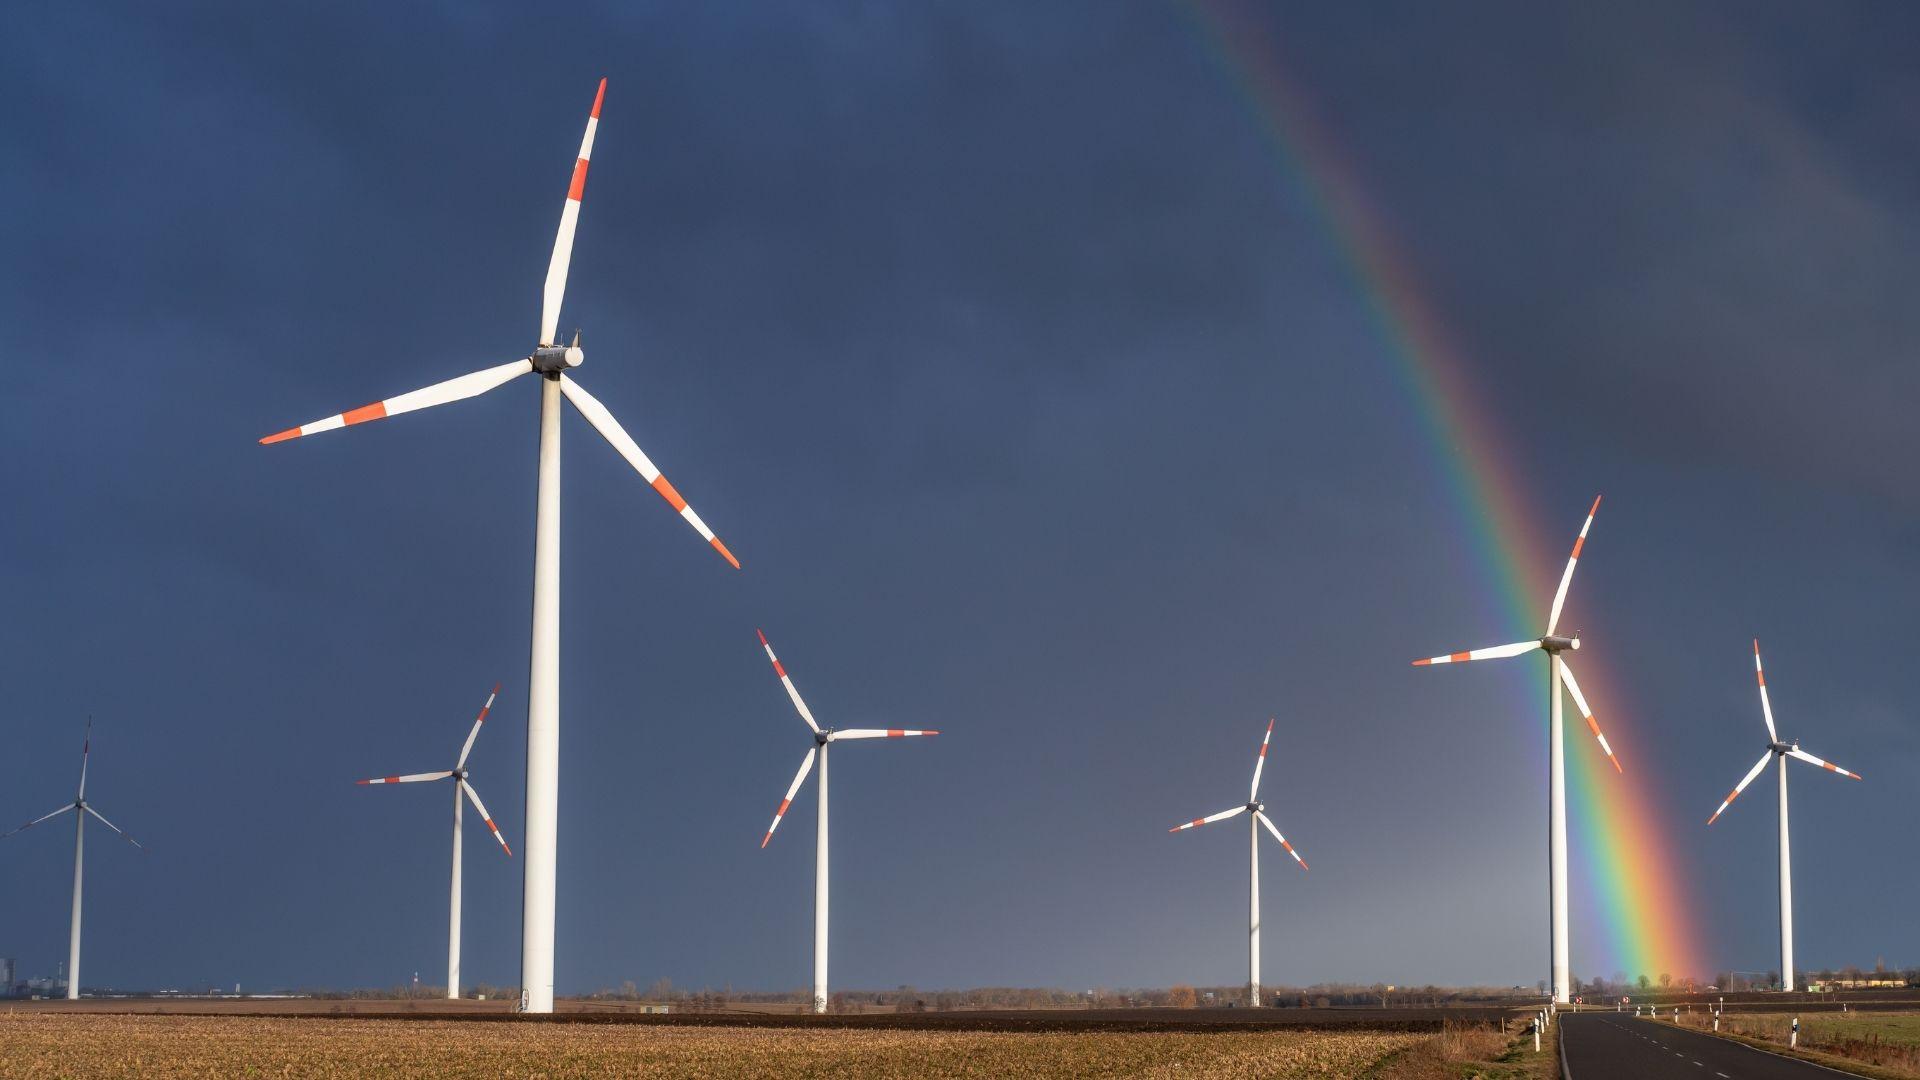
[67,810,84,1000]
[1548,659,1570,1005]
[814,742,830,1015]
[1248,812,1260,1008]
[1777,755,1793,993]
[522,375,563,1014]
[449,781,464,999]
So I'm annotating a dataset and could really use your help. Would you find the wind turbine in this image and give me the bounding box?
[1706,640,1861,993]
[259,80,739,1013]
[355,682,513,1000]
[753,629,938,1014]
[1410,496,1621,1006]
[1,719,145,1000]
[1168,718,1309,1008]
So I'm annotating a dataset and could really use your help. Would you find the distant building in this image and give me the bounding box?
[0,958,13,994]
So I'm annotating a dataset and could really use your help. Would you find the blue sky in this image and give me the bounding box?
[1,1,1914,994]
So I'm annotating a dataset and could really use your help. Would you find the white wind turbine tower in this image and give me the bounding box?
[260,80,739,1013]
[1,719,145,1000]
[1410,496,1621,1006]
[754,630,939,1014]
[1168,718,1309,1009]
[1706,640,1862,993]
[355,683,513,999]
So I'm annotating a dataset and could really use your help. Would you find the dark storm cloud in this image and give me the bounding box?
[1,1,1912,996]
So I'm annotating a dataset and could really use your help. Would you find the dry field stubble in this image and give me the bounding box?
[0,1013,1427,1079]
[1667,1009,1920,1078]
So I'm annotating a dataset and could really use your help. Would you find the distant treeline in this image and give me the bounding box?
[280,966,1920,1007]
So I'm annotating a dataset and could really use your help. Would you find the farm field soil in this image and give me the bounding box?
[0,1013,1426,1079]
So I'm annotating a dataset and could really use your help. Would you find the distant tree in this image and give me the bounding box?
[648,977,673,1001]
[1637,974,1651,991]
[1766,970,1780,990]
[1168,984,1197,1008]
[1660,973,1672,990]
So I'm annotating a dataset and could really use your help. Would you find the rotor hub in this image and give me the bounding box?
[814,731,831,746]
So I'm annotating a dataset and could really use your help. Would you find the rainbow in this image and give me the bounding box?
[1185,0,1711,985]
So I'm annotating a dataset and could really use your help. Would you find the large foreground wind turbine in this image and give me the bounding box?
[754,630,938,1014]
[356,683,513,999]
[260,80,739,1012]
[1,720,145,999]
[1707,640,1861,992]
[1168,719,1309,1008]
[1411,496,1621,1005]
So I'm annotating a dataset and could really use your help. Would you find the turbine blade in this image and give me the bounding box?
[77,716,93,799]
[459,781,512,856]
[1250,718,1274,801]
[761,747,817,848]
[1169,805,1247,833]
[540,78,606,348]
[1707,750,1775,825]
[456,683,503,770]
[1256,811,1308,871]
[1558,659,1621,773]
[83,806,144,851]
[1411,640,1539,666]
[756,630,820,733]
[1546,495,1601,636]
[1753,639,1779,744]
[259,359,535,444]
[356,771,455,786]
[558,375,739,568]
[1,803,75,840]
[1786,747,1861,781]
[829,729,939,740]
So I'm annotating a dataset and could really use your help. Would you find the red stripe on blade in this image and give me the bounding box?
[343,402,387,426]
[650,474,687,511]
[568,158,589,201]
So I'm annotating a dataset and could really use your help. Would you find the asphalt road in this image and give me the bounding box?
[1561,1013,1860,1079]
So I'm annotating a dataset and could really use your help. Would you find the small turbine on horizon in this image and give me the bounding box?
[1168,718,1309,1009]
[355,683,512,1000]
[2,719,146,1000]
[753,629,939,1015]
[1410,495,1621,1006]
[1706,640,1862,993]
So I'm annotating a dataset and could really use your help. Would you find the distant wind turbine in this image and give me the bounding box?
[754,630,938,1014]
[1169,718,1308,1008]
[259,79,739,1013]
[1411,496,1621,1006]
[356,683,512,1000]
[2,719,146,1000]
[1706,640,1862,993]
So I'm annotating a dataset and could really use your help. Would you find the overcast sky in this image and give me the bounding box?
[2,1,1914,995]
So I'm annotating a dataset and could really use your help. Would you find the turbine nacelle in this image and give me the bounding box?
[530,343,584,374]
[1540,634,1579,653]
